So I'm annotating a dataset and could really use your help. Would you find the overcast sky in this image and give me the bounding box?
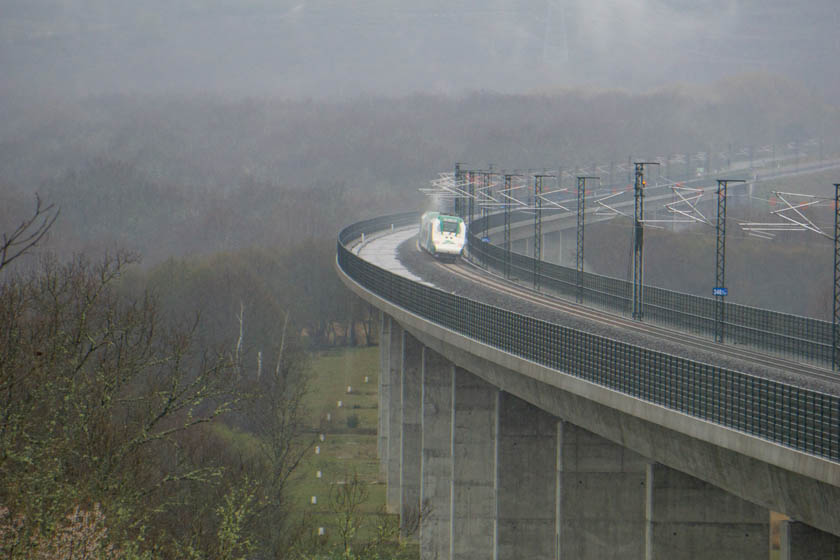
[1,0,839,99]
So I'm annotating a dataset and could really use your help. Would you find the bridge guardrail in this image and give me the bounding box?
[467,211,833,367]
[337,213,840,463]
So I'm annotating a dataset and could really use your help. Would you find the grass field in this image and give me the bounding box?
[287,345,417,556]
[291,344,384,519]
[304,346,381,435]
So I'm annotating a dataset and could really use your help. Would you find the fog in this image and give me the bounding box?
[2,4,840,554]
[2,0,839,99]
[1,0,839,317]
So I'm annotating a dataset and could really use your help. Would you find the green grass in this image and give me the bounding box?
[304,346,381,433]
[287,345,410,551]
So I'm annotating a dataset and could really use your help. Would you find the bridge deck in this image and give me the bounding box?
[336,213,840,542]
[354,226,431,287]
[362,226,840,397]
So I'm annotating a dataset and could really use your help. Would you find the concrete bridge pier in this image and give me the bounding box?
[378,313,389,467]
[496,392,557,560]
[781,521,840,559]
[451,368,498,559]
[512,238,528,257]
[379,313,776,559]
[559,424,648,559]
[645,463,769,560]
[401,332,423,533]
[420,347,454,559]
[385,316,403,512]
[417,349,559,560]
[543,230,564,265]
[378,313,394,491]
[540,230,578,267]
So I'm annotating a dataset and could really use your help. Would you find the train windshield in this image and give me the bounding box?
[439,219,460,233]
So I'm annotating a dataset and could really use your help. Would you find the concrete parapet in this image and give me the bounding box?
[646,463,768,560]
[780,520,840,559]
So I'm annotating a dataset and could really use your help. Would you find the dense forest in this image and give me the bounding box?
[2,75,839,556]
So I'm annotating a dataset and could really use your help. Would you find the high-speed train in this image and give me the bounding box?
[418,212,466,261]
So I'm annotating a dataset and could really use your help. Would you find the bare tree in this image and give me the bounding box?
[0,251,244,555]
[329,471,369,556]
[239,310,315,554]
[0,195,58,273]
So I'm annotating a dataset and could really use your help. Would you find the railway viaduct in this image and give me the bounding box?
[335,211,840,560]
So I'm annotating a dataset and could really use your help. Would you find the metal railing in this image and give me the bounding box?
[337,213,840,463]
[467,211,833,367]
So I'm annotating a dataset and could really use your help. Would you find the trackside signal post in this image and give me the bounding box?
[714,179,745,344]
[632,162,659,320]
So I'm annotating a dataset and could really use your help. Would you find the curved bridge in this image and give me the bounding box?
[335,212,840,560]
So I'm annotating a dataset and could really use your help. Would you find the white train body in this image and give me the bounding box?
[418,212,466,260]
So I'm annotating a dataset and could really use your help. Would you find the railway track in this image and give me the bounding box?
[428,252,840,390]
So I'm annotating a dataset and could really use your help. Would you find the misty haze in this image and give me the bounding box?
[3,1,840,97]
[2,1,840,558]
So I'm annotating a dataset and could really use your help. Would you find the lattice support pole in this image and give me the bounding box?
[632,163,658,320]
[468,171,475,232]
[454,162,464,218]
[531,173,555,291]
[576,176,599,303]
[481,172,493,268]
[714,181,727,343]
[834,183,840,371]
[481,172,490,268]
[504,174,512,279]
[534,175,543,290]
[714,179,744,344]
[577,176,585,302]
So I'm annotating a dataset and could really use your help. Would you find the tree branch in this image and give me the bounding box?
[0,195,59,272]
